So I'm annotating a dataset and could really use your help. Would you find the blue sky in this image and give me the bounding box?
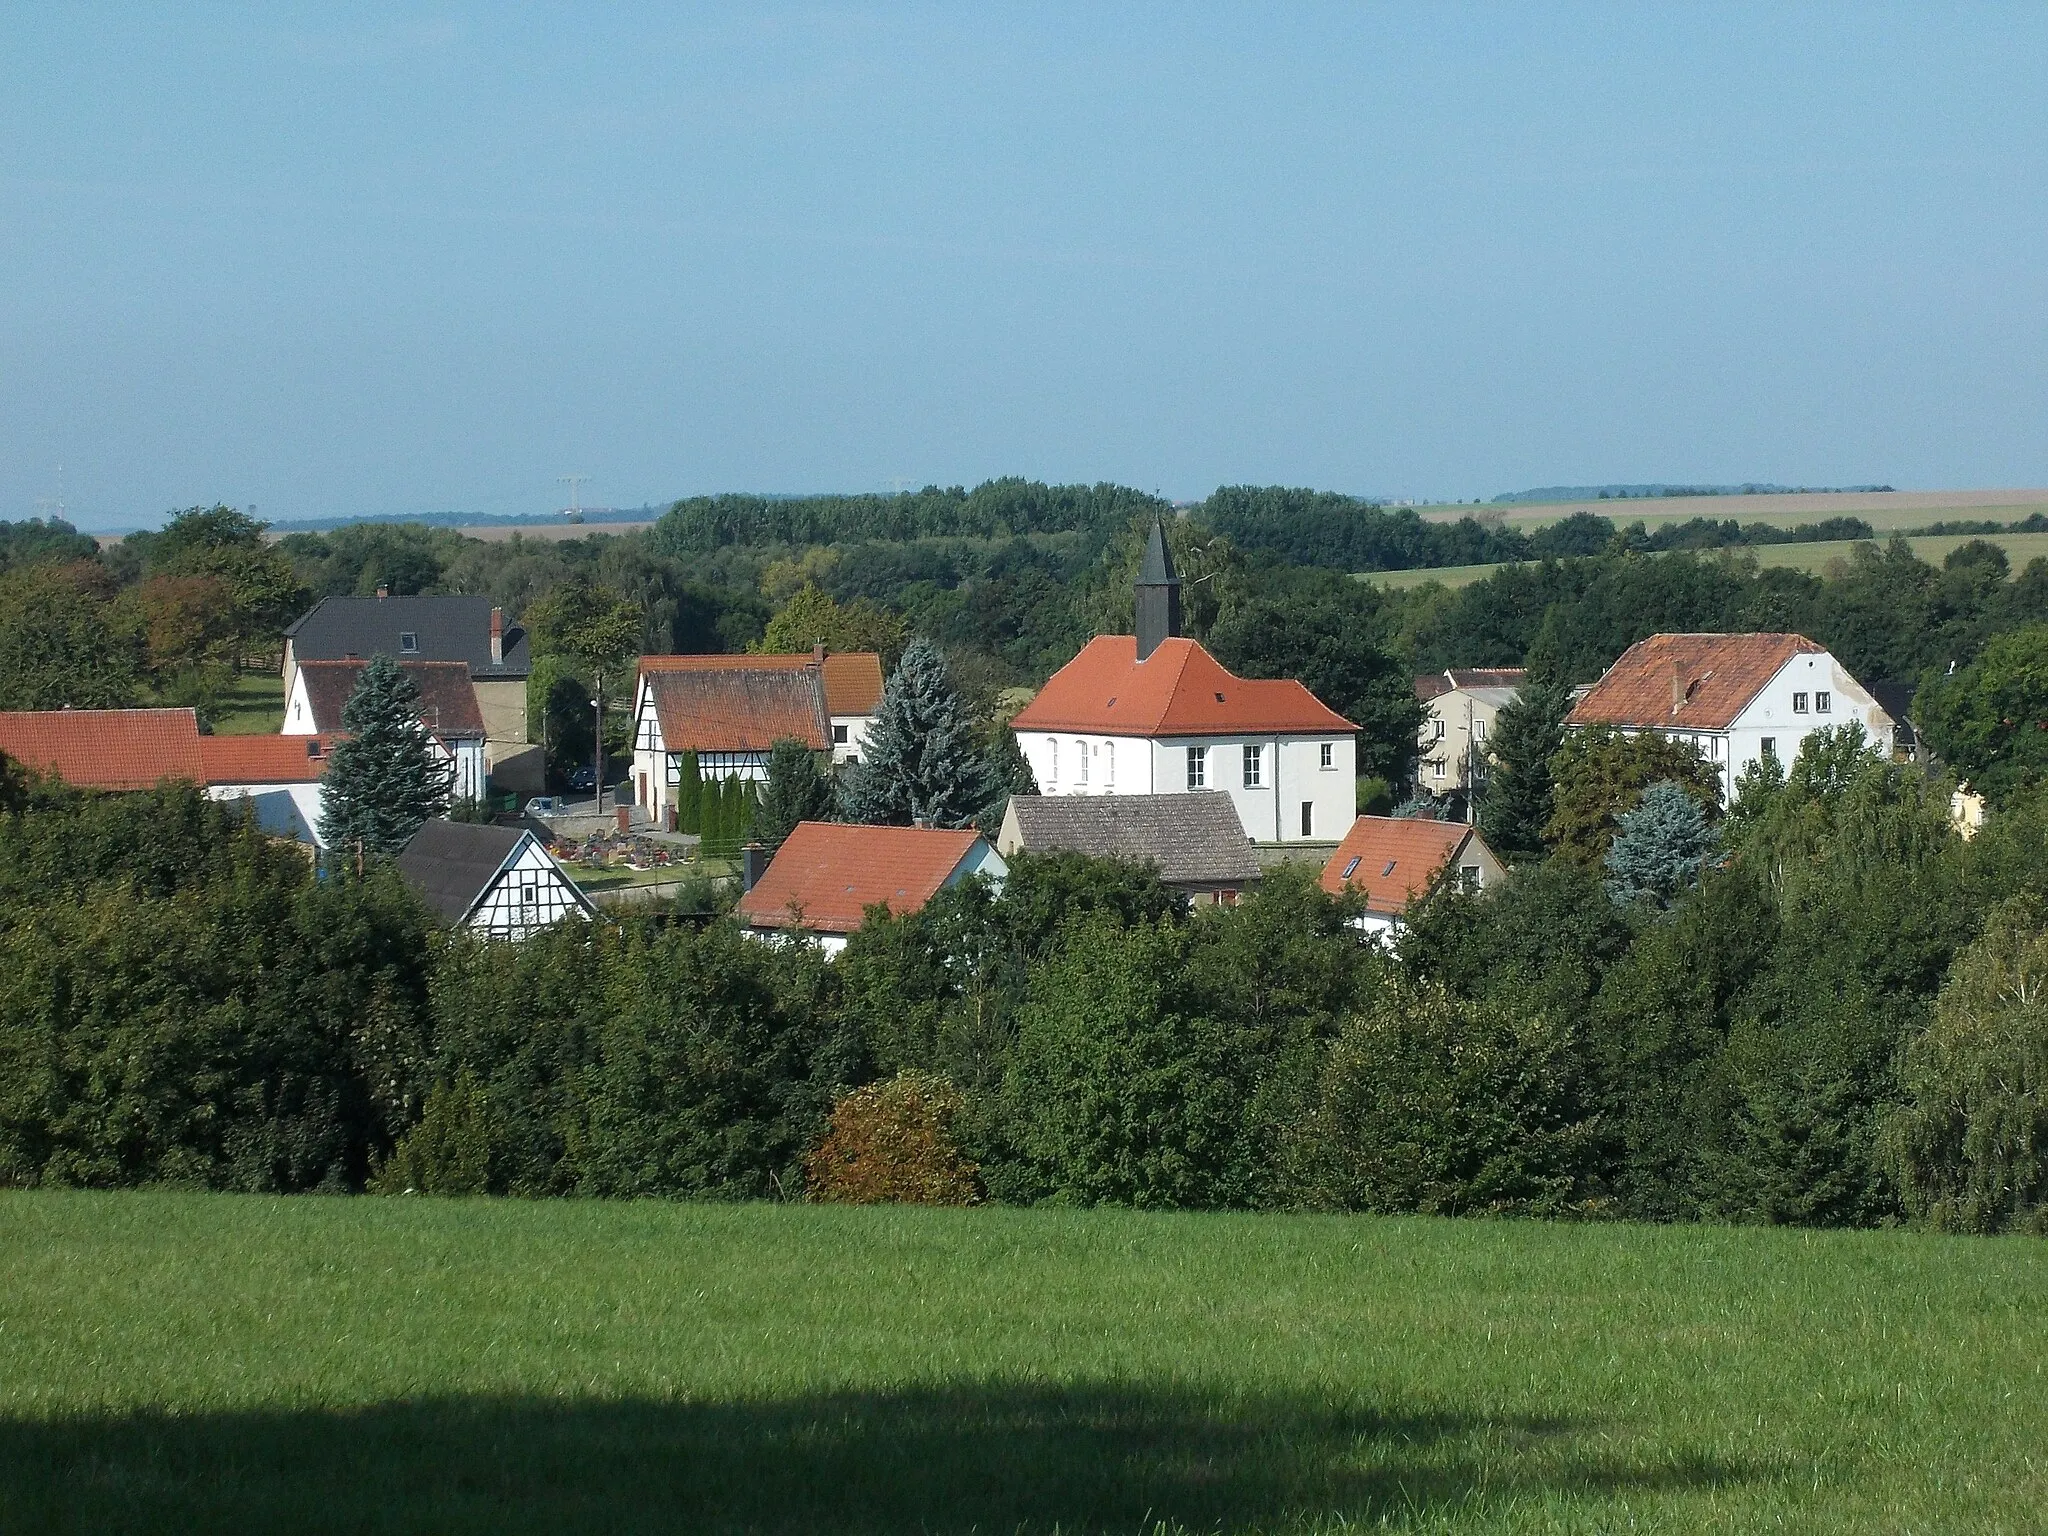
[3,5,2044,530]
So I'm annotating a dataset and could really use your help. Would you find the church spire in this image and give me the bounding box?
[1135,517,1181,662]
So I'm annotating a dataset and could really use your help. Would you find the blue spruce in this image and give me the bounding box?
[318,654,455,857]
[1604,778,1715,907]
[840,637,1000,828]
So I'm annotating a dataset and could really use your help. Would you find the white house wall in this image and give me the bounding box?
[282,671,316,734]
[206,783,327,847]
[1017,729,1354,844]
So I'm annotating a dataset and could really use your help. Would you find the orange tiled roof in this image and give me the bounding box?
[1567,633,1823,732]
[1010,636,1355,737]
[642,667,830,753]
[1319,815,1476,915]
[639,652,885,717]
[0,708,205,790]
[295,660,486,739]
[737,821,984,934]
[198,733,340,785]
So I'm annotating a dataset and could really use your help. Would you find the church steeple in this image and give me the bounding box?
[1135,517,1182,662]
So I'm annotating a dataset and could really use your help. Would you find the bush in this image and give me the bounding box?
[805,1072,979,1205]
[371,1072,498,1196]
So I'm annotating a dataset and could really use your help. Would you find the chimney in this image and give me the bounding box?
[741,841,769,891]
[1670,658,1685,715]
[1134,517,1182,662]
[376,583,389,600]
[812,641,826,666]
[490,607,505,665]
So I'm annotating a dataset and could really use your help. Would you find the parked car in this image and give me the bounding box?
[567,768,598,792]
[525,796,563,816]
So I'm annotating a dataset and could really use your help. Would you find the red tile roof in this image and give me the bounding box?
[198,733,340,785]
[737,822,985,934]
[639,652,885,717]
[0,708,205,790]
[642,667,831,753]
[1010,636,1355,737]
[295,660,486,739]
[1567,633,1823,732]
[1319,816,1477,915]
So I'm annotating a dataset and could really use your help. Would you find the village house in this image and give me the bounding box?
[1566,632,1894,803]
[735,820,1007,957]
[1415,668,1526,798]
[630,648,884,828]
[284,658,489,803]
[1320,815,1505,941]
[1009,522,1357,847]
[393,819,594,939]
[0,708,336,847]
[996,792,1261,906]
[283,592,540,791]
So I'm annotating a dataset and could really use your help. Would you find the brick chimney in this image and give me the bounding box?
[1670,658,1685,715]
[812,641,826,665]
[376,583,389,600]
[490,607,505,665]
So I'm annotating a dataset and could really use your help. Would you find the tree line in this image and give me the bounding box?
[2,748,2043,1235]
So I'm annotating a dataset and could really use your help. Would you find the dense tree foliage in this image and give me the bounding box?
[319,656,455,854]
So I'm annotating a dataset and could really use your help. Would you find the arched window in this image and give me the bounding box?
[1076,739,1089,784]
[1046,737,1058,786]
[1103,741,1115,790]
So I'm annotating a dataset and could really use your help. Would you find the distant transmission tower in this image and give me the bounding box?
[34,464,66,522]
[558,474,588,523]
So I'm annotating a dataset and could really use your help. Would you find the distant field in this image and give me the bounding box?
[1418,487,2048,535]
[1367,530,2048,592]
[2,1192,2044,1533]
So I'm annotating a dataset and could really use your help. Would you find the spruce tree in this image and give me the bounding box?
[1478,679,1570,863]
[675,749,702,833]
[839,637,1000,828]
[1604,779,1716,907]
[318,654,454,857]
[752,739,836,849]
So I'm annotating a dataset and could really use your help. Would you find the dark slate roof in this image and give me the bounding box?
[296,660,487,740]
[395,820,528,923]
[1004,793,1261,886]
[285,594,530,679]
[1137,518,1179,585]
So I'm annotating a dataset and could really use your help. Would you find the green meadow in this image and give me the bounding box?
[2,1193,2043,1533]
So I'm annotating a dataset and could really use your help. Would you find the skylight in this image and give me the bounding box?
[399,632,419,654]
[1381,860,1398,877]
[1342,857,1361,878]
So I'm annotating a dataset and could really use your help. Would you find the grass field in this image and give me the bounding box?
[1416,488,2048,535]
[207,669,287,734]
[2,1194,2043,1533]
[1366,531,2048,592]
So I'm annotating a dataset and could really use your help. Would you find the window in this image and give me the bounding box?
[1103,741,1114,788]
[1459,864,1481,893]
[1342,856,1362,879]
[1761,737,1777,760]
[1186,746,1206,789]
[1433,759,1445,779]
[1474,720,1487,742]
[1046,738,1058,785]
[1432,718,1446,741]
[1076,740,1089,785]
[399,632,419,655]
[1218,889,1239,907]
[1300,801,1313,837]
[1243,744,1263,788]
[1792,692,1809,714]
[832,723,849,745]
[1319,741,1334,769]
[1815,690,1831,714]
[520,883,536,906]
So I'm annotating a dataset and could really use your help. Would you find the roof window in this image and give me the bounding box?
[1381,859,1398,877]
[399,632,419,654]
[1342,856,1361,879]
[1214,692,1226,703]
[305,739,322,759]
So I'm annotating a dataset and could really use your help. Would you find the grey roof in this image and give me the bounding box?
[394,820,529,922]
[285,594,530,679]
[1006,793,1260,886]
[1137,518,1179,586]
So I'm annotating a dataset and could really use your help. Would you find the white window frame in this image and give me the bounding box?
[1076,739,1089,785]
[1046,737,1058,785]
[1792,692,1809,714]
[1103,741,1114,789]
[1242,743,1263,789]
[1815,690,1831,714]
[1319,741,1334,769]
[1186,746,1206,789]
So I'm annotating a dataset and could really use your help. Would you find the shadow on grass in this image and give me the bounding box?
[1,1382,1752,1534]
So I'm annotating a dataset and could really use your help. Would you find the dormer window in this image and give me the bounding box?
[399,632,420,655]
